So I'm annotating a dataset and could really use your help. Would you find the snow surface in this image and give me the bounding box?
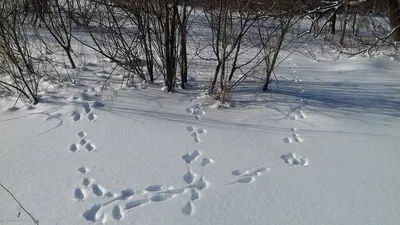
[0,42,399,225]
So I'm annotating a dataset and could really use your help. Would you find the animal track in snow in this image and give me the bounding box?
[197,128,207,134]
[150,193,175,202]
[87,112,96,121]
[70,143,78,152]
[283,137,293,143]
[191,189,200,201]
[183,168,195,184]
[182,201,194,215]
[80,139,87,146]
[187,126,206,143]
[145,185,166,192]
[91,101,105,109]
[105,191,115,198]
[194,109,205,116]
[294,136,303,142]
[185,108,194,114]
[191,131,198,138]
[281,153,309,166]
[125,199,150,210]
[188,175,208,190]
[231,170,242,176]
[164,188,185,194]
[185,104,205,120]
[241,168,268,177]
[290,111,307,121]
[284,133,304,143]
[120,189,134,199]
[201,157,214,167]
[230,167,270,185]
[112,205,123,220]
[72,112,81,121]
[74,188,86,200]
[237,176,254,183]
[85,143,95,152]
[83,178,92,187]
[92,184,105,197]
[186,126,195,132]
[83,102,92,113]
[78,167,88,174]
[78,131,86,138]
[182,150,201,164]
[82,204,105,223]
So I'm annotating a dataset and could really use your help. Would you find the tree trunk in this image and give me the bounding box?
[388,0,400,41]
[339,0,350,46]
[179,2,188,89]
[330,11,336,34]
[164,5,172,90]
[164,3,178,92]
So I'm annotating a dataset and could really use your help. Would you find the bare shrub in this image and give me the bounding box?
[0,1,49,104]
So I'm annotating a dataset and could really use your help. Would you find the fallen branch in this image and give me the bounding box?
[0,182,39,225]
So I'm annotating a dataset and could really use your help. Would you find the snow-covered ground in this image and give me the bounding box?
[1,31,400,225]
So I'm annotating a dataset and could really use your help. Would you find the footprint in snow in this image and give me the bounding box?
[80,139,87,146]
[150,193,175,202]
[231,170,242,176]
[125,199,150,210]
[194,109,205,116]
[236,176,254,184]
[281,153,309,166]
[294,136,303,142]
[87,112,96,121]
[230,167,270,184]
[183,168,195,184]
[182,201,194,215]
[92,101,105,108]
[74,188,86,200]
[283,137,293,143]
[120,189,135,199]
[145,185,166,192]
[197,128,207,134]
[85,143,95,152]
[82,178,92,187]
[92,184,105,197]
[182,150,201,164]
[201,157,214,167]
[191,189,200,201]
[82,204,105,223]
[194,137,201,143]
[105,191,115,198]
[188,175,208,190]
[72,112,81,121]
[112,205,124,220]
[242,168,269,177]
[78,166,88,174]
[185,108,194,114]
[77,131,86,138]
[83,102,92,113]
[70,143,78,152]
[186,125,195,132]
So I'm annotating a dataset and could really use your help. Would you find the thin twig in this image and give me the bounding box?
[0,182,39,225]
